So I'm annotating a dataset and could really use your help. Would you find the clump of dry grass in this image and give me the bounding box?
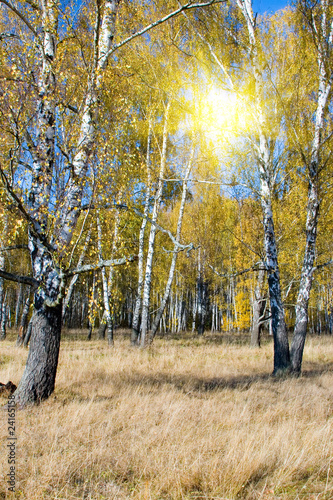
[1,331,333,499]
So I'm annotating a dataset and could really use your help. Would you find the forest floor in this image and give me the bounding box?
[0,330,333,500]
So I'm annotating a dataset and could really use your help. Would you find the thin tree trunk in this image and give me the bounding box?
[290,1,332,372]
[197,277,208,336]
[237,0,290,373]
[140,102,170,347]
[97,213,114,346]
[0,224,6,341]
[98,311,107,339]
[16,295,31,347]
[23,316,33,347]
[87,271,96,341]
[15,284,23,329]
[0,301,6,340]
[131,120,152,345]
[148,144,194,343]
[63,228,91,323]
[251,266,265,347]
[98,194,122,340]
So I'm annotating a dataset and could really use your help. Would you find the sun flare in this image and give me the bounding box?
[195,87,250,144]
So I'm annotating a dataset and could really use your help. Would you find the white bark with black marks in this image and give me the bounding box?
[148,144,194,343]
[132,121,152,345]
[237,0,290,373]
[140,103,170,347]
[251,265,265,347]
[291,0,333,373]
[97,213,114,346]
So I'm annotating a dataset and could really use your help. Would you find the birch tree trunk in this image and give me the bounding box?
[237,0,290,373]
[15,284,23,329]
[16,295,31,347]
[290,0,333,373]
[14,0,121,407]
[251,266,265,347]
[148,144,194,343]
[63,229,91,323]
[140,102,170,347]
[197,277,209,335]
[0,300,6,341]
[99,196,122,340]
[23,315,34,347]
[97,213,114,346]
[14,0,61,406]
[131,121,152,345]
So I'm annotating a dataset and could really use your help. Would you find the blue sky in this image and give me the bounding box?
[253,0,290,13]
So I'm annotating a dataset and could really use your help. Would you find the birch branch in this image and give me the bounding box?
[180,4,236,90]
[313,259,333,272]
[24,0,40,10]
[208,261,266,278]
[117,204,194,254]
[0,163,55,253]
[66,255,137,278]
[104,0,227,59]
[0,245,29,252]
[0,0,38,37]
[0,269,38,287]
[0,32,19,41]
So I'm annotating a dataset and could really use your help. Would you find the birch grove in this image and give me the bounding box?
[0,0,332,406]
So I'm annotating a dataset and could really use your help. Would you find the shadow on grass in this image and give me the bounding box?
[57,360,333,405]
[115,362,333,395]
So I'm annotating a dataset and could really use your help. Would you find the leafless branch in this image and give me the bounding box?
[24,0,40,10]
[66,255,138,278]
[117,204,194,254]
[209,261,266,279]
[314,259,333,272]
[0,162,55,253]
[0,269,38,287]
[0,244,29,252]
[0,32,19,41]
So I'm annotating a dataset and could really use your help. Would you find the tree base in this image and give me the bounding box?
[14,304,62,407]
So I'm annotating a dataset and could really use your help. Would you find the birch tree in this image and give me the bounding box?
[131,119,152,345]
[235,0,290,373]
[0,0,221,406]
[289,0,333,373]
[148,143,195,343]
[97,212,114,345]
[139,101,170,347]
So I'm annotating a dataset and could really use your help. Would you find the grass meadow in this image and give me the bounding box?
[1,330,333,499]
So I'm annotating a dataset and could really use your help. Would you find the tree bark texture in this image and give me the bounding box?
[15,304,62,407]
[291,0,332,373]
[196,277,209,335]
[238,0,290,373]
[251,266,265,347]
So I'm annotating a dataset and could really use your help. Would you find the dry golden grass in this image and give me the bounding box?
[1,331,333,499]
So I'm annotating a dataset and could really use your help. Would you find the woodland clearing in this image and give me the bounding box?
[1,331,333,500]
